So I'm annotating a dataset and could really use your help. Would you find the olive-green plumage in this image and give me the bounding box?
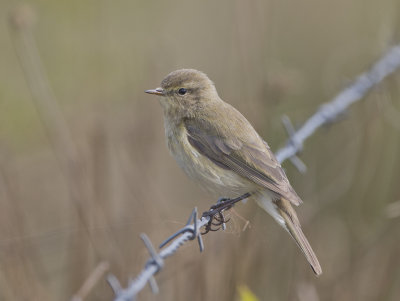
[145,69,322,276]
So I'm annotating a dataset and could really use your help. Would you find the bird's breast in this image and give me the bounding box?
[164,120,253,198]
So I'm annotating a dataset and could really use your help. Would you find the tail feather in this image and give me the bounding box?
[278,206,322,276]
[256,194,322,276]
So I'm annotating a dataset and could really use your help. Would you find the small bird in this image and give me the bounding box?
[145,69,322,275]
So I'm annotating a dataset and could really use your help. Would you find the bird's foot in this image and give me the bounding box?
[201,193,251,234]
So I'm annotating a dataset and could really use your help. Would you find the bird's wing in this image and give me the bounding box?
[184,118,302,205]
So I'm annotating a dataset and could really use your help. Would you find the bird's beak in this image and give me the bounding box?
[145,87,164,96]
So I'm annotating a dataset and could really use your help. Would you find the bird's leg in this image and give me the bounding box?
[201,193,251,234]
[210,197,230,210]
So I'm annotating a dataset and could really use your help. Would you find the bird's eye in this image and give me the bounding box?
[178,88,187,95]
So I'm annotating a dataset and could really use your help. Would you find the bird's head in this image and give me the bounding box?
[145,69,219,117]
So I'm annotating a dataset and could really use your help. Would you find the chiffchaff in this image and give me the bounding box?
[145,69,322,275]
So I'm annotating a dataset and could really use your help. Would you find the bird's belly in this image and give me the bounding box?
[167,127,252,198]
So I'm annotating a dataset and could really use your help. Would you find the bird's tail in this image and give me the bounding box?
[256,195,322,276]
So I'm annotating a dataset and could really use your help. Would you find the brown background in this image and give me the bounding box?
[1,0,400,300]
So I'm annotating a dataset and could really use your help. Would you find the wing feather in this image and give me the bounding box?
[185,119,302,205]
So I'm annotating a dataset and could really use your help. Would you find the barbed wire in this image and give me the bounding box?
[108,209,208,301]
[107,44,400,301]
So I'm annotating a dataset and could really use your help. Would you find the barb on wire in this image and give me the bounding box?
[108,44,400,301]
[159,207,204,251]
[108,208,211,301]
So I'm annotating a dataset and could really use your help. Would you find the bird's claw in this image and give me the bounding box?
[201,193,251,235]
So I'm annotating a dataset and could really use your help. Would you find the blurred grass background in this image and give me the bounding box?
[1,0,400,300]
